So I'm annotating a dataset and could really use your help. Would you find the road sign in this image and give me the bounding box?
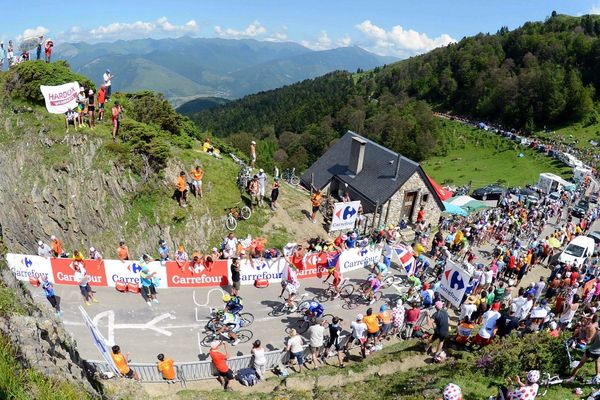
[438,260,471,308]
[329,201,361,231]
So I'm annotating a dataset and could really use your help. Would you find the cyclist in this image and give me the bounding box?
[299,300,324,321]
[362,274,382,305]
[223,294,243,315]
[215,311,242,346]
[280,264,301,311]
[372,261,389,276]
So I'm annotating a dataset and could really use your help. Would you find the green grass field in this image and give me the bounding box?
[422,120,573,187]
[533,121,600,152]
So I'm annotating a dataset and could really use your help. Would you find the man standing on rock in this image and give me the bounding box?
[73,262,98,306]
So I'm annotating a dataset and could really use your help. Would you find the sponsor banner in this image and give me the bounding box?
[103,260,166,288]
[40,81,80,114]
[238,258,285,285]
[165,260,229,288]
[6,253,53,282]
[51,258,108,286]
[329,201,361,232]
[79,306,119,374]
[439,260,471,308]
[338,245,382,274]
[297,252,329,279]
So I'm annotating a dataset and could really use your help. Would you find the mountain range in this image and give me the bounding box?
[54,37,396,105]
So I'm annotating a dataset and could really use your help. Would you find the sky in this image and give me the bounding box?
[4,1,600,58]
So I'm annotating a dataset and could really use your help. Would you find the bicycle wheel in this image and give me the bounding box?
[240,313,254,327]
[270,302,287,317]
[341,284,354,299]
[201,332,218,347]
[236,329,253,344]
[290,176,300,186]
[296,318,310,334]
[225,215,237,231]
[240,206,252,220]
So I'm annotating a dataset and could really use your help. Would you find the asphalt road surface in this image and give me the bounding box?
[28,206,599,363]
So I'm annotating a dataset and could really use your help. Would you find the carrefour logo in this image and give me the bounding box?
[128,263,142,274]
[255,261,269,271]
[359,248,368,256]
[21,257,33,268]
[444,269,465,290]
[336,206,357,220]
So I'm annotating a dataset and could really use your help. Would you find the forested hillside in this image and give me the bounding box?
[189,13,600,172]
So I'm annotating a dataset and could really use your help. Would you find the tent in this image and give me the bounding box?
[426,175,453,201]
[442,201,468,216]
[446,195,489,214]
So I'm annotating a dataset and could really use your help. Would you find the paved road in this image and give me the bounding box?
[29,203,599,363]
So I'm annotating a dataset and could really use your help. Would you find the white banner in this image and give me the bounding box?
[40,81,80,114]
[79,306,119,374]
[237,258,285,285]
[329,201,361,232]
[103,260,167,288]
[5,254,53,282]
[338,245,382,274]
[438,260,471,308]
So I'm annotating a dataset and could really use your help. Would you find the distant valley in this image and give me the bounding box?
[54,37,396,105]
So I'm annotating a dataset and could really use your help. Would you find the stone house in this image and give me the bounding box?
[300,131,444,230]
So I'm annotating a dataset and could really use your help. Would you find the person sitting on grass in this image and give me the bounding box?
[65,108,78,132]
[455,315,475,346]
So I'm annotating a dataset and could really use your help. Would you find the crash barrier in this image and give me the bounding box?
[5,243,416,289]
[88,347,301,386]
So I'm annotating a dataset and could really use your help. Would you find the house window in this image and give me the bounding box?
[422,194,429,203]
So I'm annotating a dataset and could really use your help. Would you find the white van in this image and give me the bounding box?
[558,236,596,268]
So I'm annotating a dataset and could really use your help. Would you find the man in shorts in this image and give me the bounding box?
[230,258,241,296]
[190,165,204,198]
[568,329,600,383]
[426,301,449,356]
[111,101,121,141]
[310,190,322,224]
[64,108,78,132]
[139,260,159,306]
[307,318,325,369]
[346,314,367,358]
[111,345,138,380]
[157,353,176,384]
[285,328,305,373]
[363,308,381,348]
[210,341,235,390]
[248,175,260,209]
[257,169,267,206]
[323,316,345,368]
[73,262,98,306]
[97,85,106,121]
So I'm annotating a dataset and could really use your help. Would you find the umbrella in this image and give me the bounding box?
[547,237,561,248]
[442,201,468,216]
[19,37,39,52]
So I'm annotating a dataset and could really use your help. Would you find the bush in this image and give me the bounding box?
[120,119,171,172]
[4,60,95,104]
[474,332,569,377]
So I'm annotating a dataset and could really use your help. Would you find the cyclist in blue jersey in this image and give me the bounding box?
[222,294,243,315]
[299,300,324,320]
[372,261,389,276]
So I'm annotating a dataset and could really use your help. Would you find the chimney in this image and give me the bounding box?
[393,154,402,180]
[349,137,366,176]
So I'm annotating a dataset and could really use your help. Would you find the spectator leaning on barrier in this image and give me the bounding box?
[157,353,176,384]
[111,345,138,380]
[251,340,266,379]
[37,240,52,258]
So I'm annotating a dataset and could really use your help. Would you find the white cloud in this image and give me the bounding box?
[338,35,352,47]
[62,17,199,42]
[590,4,600,14]
[355,20,455,57]
[214,21,267,38]
[17,26,49,41]
[301,30,335,51]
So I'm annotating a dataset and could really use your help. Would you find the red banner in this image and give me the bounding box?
[164,260,229,288]
[297,252,329,279]
[51,258,107,286]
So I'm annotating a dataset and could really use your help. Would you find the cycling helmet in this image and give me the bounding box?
[298,302,311,313]
[223,294,231,302]
[442,383,462,400]
[526,370,540,384]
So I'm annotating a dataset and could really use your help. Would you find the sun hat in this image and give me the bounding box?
[210,340,220,349]
[89,247,95,252]
[50,235,56,240]
[88,89,93,95]
[259,168,264,173]
[396,299,403,307]
[251,140,256,144]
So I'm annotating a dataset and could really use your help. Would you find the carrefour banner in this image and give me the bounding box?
[329,201,361,232]
[439,260,471,308]
[338,245,382,273]
[40,81,80,114]
[237,258,286,285]
[6,254,52,282]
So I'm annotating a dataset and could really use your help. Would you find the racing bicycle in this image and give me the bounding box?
[315,278,354,302]
[295,313,334,334]
[269,292,312,317]
[208,308,255,327]
[281,168,300,186]
[224,203,252,231]
[200,318,254,347]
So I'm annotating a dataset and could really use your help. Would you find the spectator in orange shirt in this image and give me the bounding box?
[177,171,189,208]
[210,341,234,390]
[190,165,204,198]
[377,304,393,340]
[50,235,66,258]
[156,353,176,384]
[111,345,138,380]
[117,240,130,261]
[310,190,322,224]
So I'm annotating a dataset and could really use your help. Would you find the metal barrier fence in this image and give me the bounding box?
[88,347,300,386]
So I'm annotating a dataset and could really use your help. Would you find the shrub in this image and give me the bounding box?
[120,119,171,172]
[474,332,569,377]
[4,60,95,104]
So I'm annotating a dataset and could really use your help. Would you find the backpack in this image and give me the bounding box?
[236,368,258,386]
[254,279,269,288]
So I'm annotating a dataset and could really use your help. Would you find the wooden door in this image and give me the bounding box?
[402,191,417,222]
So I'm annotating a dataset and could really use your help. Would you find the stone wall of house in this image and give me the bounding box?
[384,171,442,229]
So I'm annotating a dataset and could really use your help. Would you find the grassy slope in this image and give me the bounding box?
[422,119,573,187]
[533,121,600,153]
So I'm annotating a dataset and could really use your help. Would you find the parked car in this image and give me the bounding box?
[508,187,541,204]
[587,231,600,256]
[571,200,590,218]
[472,185,505,201]
[558,235,595,268]
[591,192,599,204]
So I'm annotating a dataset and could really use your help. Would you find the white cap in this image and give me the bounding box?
[212,247,218,252]
[89,247,95,252]
[356,314,363,320]
[251,141,256,144]
[50,235,56,240]
[259,169,264,173]
[38,241,43,246]
[210,340,221,349]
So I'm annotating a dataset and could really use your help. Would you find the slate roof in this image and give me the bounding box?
[300,131,443,209]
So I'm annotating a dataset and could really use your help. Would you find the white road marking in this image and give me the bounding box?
[192,288,225,308]
[88,310,177,341]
